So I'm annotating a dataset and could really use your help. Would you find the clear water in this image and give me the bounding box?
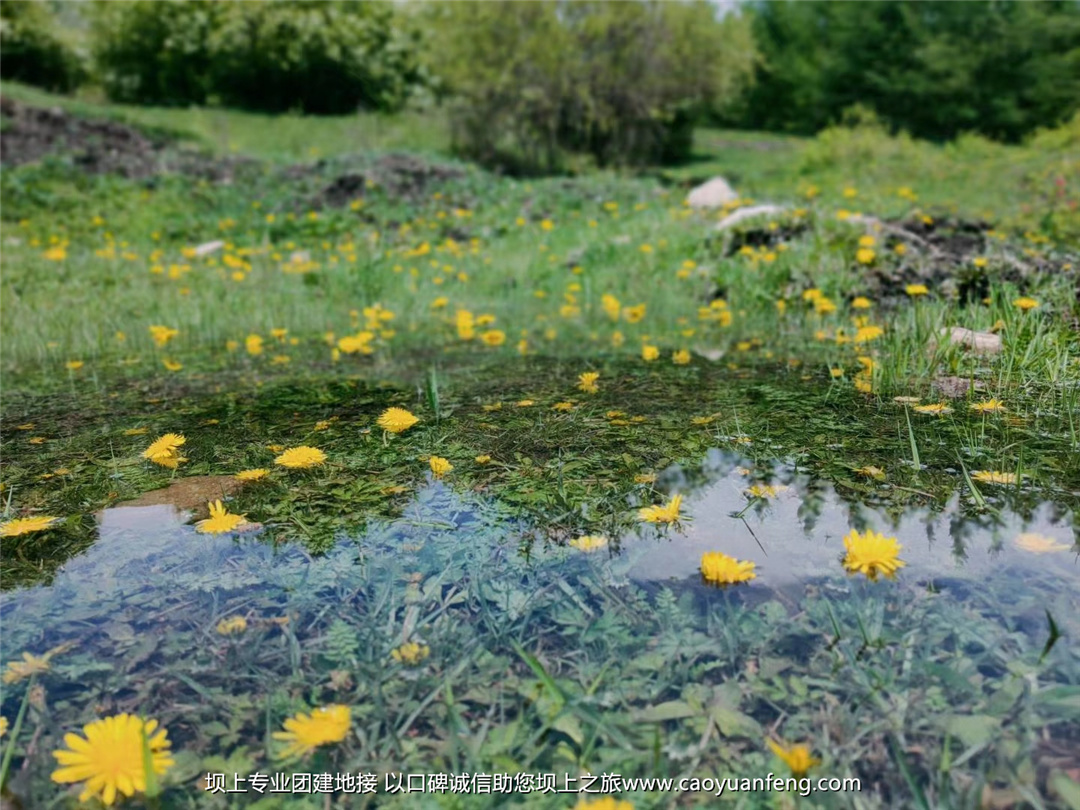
[3,451,1079,808]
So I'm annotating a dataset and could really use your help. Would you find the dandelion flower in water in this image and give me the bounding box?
[196,500,247,535]
[569,535,608,553]
[377,407,419,434]
[272,705,351,760]
[274,446,327,469]
[1014,533,1070,554]
[842,529,905,581]
[638,494,682,524]
[51,714,174,807]
[700,552,756,586]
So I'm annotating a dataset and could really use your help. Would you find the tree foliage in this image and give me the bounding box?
[737,0,1080,142]
[89,0,427,114]
[0,0,86,92]
[426,1,756,173]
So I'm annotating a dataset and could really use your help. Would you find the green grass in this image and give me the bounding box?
[0,81,450,161]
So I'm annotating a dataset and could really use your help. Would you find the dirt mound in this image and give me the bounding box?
[0,96,252,182]
[310,153,466,209]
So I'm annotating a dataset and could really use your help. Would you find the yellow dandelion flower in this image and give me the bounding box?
[429,456,453,478]
[3,652,52,683]
[857,465,886,481]
[272,705,351,760]
[638,494,682,524]
[245,334,264,355]
[745,484,788,499]
[0,716,7,739]
[672,349,691,365]
[569,535,608,553]
[196,500,246,535]
[480,329,506,347]
[842,529,905,581]
[905,284,929,297]
[552,401,574,411]
[142,433,187,468]
[377,407,419,434]
[1,515,62,537]
[700,551,756,586]
[633,473,656,484]
[1012,297,1039,311]
[65,360,84,371]
[577,372,600,394]
[851,296,873,309]
[971,470,1018,485]
[914,403,951,415]
[855,248,876,265]
[216,616,247,635]
[391,642,430,666]
[474,455,492,464]
[51,714,174,807]
[274,446,327,469]
[970,399,1006,414]
[515,400,534,407]
[641,345,659,362]
[162,359,182,372]
[1014,533,1070,554]
[148,325,179,347]
[766,739,820,778]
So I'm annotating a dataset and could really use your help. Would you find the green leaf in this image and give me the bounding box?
[634,701,697,722]
[945,714,1000,748]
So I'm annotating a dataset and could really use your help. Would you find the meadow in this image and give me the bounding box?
[1,82,1079,809]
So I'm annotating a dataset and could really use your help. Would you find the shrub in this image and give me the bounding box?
[428,1,756,173]
[89,0,427,114]
[0,0,86,92]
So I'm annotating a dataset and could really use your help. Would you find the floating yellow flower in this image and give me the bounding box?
[842,529,906,581]
[672,349,691,365]
[377,407,419,434]
[913,403,951,416]
[641,345,659,362]
[1,515,62,537]
[905,284,929,297]
[638,494,682,524]
[766,739,820,778]
[274,446,326,469]
[971,470,1018,485]
[429,456,452,478]
[142,433,187,468]
[577,372,600,394]
[51,714,174,807]
[3,652,52,684]
[1014,533,1070,554]
[272,705,351,760]
[1012,297,1039,311]
[216,616,247,635]
[392,641,430,666]
[569,535,608,553]
[969,399,1006,414]
[196,500,246,535]
[700,551,756,586]
[745,484,788,499]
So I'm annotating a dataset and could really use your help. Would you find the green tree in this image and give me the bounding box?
[0,0,85,92]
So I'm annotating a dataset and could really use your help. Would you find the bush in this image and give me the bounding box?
[89,0,427,114]
[0,0,86,92]
[428,1,756,173]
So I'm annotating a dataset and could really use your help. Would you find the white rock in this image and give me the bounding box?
[942,327,1002,354]
[686,176,739,209]
[715,204,786,231]
[193,240,224,257]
